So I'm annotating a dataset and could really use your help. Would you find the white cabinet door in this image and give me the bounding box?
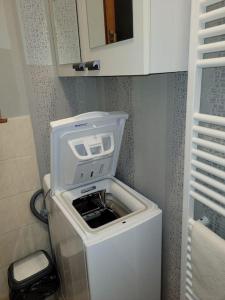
[49,0,81,65]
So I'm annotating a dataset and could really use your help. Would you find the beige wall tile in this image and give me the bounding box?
[22,222,50,255]
[0,229,25,267]
[0,156,40,200]
[0,196,19,236]
[0,190,39,236]
[10,116,35,158]
[0,121,13,162]
[12,156,40,194]
[0,116,35,162]
[0,120,16,162]
[16,190,38,226]
[0,160,15,199]
[0,222,50,269]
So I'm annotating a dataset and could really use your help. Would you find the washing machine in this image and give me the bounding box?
[44,111,162,300]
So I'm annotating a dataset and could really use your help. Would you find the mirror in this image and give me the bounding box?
[86,0,133,49]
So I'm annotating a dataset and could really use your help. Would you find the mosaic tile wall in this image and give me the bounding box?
[164,72,187,300]
[98,73,188,300]
[98,77,135,187]
[201,67,225,116]
[16,0,52,66]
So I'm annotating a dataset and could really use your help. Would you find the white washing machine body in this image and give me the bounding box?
[45,112,162,300]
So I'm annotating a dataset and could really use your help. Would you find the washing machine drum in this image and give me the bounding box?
[8,250,59,300]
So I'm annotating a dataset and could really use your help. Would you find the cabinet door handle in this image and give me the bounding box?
[85,60,100,71]
[73,63,85,71]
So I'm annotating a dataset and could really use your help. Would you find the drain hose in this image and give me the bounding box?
[30,189,49,224]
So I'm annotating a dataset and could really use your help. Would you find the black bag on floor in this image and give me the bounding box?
[8,250,59,300]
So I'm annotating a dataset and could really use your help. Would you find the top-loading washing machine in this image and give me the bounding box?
[44,111,162,300]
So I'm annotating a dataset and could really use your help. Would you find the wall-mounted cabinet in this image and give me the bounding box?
[49,0,191,77]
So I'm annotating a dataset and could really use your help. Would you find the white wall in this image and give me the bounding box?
[0,0,11,49]
[0,0,29,118]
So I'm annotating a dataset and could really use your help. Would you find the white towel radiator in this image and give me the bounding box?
[181,0,225,299]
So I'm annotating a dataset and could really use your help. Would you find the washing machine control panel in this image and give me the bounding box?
[68,133,114,160]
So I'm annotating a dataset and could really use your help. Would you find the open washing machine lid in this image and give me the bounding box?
[50,111,128,194]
